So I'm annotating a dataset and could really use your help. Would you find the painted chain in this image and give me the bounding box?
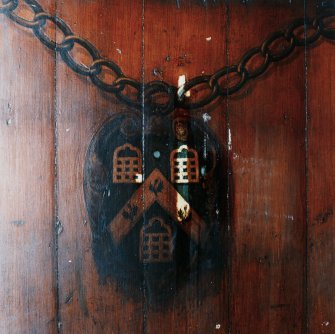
[1,0,335,114]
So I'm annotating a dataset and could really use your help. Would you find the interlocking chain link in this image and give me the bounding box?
[1,0,335,114]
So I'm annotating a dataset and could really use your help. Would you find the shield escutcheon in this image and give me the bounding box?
[84,112,227,301]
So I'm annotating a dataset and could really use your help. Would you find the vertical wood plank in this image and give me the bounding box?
[143,2,229,333]
[55,1,144,333]
[307,18,335,333]
[228,2,307,333]
[0,1,57,333]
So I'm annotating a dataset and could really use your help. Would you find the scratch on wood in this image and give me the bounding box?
[11,220,26,226]
[55,220,63,235]
[314,208,333,225]
[64,292,73,305]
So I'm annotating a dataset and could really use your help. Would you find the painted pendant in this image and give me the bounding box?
[84,112,226,301]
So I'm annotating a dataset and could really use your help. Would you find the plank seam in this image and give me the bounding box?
[224,2,233,334]
[142,1,148,334]
[303,1,310,333]
[53,0,61,332]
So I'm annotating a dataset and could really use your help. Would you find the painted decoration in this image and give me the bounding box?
[84,112,227,301]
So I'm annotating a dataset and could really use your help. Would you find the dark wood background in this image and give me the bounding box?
[0,0,334,333]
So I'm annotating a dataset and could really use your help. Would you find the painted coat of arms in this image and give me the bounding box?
[84,112,227,300]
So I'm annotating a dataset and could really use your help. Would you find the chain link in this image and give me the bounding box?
[1,0,335,115]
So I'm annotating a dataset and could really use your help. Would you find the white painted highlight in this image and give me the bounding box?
[228,128,232,151]
[202,113,211,122]
[178,74,191,97]
[135,174,143,183]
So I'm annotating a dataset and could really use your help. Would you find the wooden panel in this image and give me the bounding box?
[55,1,144,333]
[307,24,335,333]
[0,1,57,333]
[3,1,335,333]
[142,2,229,333]
[228,2,307,333]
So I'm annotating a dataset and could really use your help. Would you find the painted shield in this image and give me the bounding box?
[84,112,227,300]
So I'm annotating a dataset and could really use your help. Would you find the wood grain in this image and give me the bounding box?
[1,1,335,333]
[0,1,57,333]
[143,2,229,333]
[307,26,335,334]
[228,2,307,333]
[55,1,145,333]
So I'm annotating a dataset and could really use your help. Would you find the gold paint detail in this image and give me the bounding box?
[140,217,173,263]
[109,169,206,246]
[170,145,199,184]
[177,203,191,223]
[174,118,188,141]
[113,143,142,183]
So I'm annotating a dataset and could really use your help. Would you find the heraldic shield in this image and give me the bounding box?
[84,112,227,301]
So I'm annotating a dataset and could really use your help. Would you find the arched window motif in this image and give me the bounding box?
[170,145,199,183]
[140,217,173,263]
[113,144,142,183]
